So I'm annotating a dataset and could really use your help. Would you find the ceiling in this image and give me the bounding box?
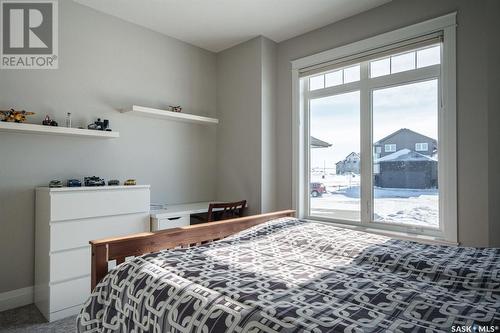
[74,0,391,52]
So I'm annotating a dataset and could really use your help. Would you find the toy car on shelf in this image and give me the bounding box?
[87,118,111,131]
[42,115,58,126]
[108,179,120,186]
[84,176,105,187]
[124,179,136,186]
[67,179,82,187]
[49,180,63,188]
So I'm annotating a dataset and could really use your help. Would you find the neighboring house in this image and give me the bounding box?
[336,152,360,175]
[310,136,332,148]
[373,128,437,159]
[373,129,438,189]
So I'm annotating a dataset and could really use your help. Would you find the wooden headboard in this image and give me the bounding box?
[90,210,296,289]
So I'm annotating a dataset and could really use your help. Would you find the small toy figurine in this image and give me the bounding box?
[124,179,137,186]
[67,179,82,187]
[42,115,58,126]
[49,180,63,188]
[108,179,120,186]
[88,118,111,131]
[0,109,35,123]
[168,105,182,112]
[84,176,105,186]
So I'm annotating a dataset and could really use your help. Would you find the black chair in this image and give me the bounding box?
[207,200,247,222]
[191,200,247,224]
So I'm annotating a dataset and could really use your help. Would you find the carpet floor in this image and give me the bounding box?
[0,304,76,333]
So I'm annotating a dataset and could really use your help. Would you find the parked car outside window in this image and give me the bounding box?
[310,182,327,197]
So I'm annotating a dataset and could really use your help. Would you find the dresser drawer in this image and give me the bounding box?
[152,214,190,231]
[50,187,149,221]
[50,275,90,313]
[50,247,90,282]
[50,213,150,252]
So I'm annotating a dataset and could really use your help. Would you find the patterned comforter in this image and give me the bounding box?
[77,217,500,332]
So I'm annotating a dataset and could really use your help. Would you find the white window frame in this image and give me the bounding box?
[291,13,457,244]
[384,144,397,152]
[415,142,429,151]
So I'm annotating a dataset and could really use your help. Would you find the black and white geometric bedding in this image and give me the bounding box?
[77,217,500,332]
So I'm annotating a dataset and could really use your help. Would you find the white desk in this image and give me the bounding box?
[150,202,214,219]
[150,201,213,231]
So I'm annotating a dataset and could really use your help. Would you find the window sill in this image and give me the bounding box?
[304,218,459,246]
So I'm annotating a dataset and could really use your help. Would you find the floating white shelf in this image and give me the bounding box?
[121,105,218,125]
[0,121,119,138]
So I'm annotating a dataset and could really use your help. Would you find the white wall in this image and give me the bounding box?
[274,0,497,246]
[0,1,217,293]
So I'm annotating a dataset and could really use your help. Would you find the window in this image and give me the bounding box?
[370,58,390,78]
[325,70,342,87]
[292,14,457,242]
[309,64,361,91]
[309,75,324,90]
[373,81,438,227]
[370,45,441,78]
[309,91,360,221]
[415,143,428,151]
[384,144,396,152]
[417,45,440,68]
[343,65,360,83]
[391,51,415,73]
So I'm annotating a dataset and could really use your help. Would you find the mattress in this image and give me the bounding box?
[77,217,500,332]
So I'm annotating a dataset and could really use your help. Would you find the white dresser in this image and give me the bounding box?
[34,185,150,322]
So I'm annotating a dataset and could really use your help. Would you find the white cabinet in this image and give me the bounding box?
[34,185,150,322]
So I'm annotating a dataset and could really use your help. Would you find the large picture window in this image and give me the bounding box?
[292,14,457,242]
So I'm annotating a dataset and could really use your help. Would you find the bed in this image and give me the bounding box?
[77,211,500,332]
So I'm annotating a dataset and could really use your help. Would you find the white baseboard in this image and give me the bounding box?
[0,286,34,312]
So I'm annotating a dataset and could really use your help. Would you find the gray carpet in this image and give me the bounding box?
[0,304,76,333]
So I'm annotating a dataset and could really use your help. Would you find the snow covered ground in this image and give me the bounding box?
[310,173,438,228]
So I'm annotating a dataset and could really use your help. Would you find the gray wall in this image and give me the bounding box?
[260,38,277,213]
[0,1,217,293]
[215,36,277,215]
[275,0,496,246]
[216,37,262,214]
[487,0,500,247]
[1,0,499,297]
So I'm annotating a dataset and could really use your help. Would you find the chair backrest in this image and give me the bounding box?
[207,200,247,222]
